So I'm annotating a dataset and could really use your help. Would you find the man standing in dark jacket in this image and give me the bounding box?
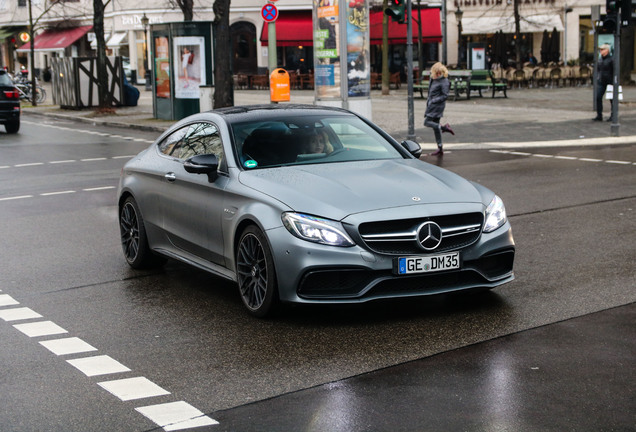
[593,44,614,121]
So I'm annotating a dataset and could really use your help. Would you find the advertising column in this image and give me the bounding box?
[313,0,371,120]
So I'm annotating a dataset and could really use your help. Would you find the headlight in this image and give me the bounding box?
[484,195,507,233]
[282,213,355,247]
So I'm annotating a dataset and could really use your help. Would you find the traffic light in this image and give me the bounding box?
[601,14,617,33]
[619,0,632,27]
[603,0,618,32]
[385,0,406,24]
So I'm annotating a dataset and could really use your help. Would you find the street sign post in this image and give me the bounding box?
[262,3,278,90]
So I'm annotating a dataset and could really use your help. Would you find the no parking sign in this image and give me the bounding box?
[261,3,278,22]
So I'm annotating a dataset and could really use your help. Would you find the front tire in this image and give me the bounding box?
[119,196,164,269]
[236,225,279,317]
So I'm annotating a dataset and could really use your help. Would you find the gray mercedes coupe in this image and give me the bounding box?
[118,105,515,317]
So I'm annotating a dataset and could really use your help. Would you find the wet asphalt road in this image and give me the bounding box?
[0,115,634,431]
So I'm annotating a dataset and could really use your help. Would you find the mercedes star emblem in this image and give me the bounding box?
[417,221,443,251]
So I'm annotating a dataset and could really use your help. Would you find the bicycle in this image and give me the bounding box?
[14,81,46,104]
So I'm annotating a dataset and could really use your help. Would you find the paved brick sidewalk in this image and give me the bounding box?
[23,82,636,149]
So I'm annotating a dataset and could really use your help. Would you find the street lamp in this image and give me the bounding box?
[141,13,151,91]
[455,7,463,67]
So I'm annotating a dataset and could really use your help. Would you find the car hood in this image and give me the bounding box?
[238,159,483,221]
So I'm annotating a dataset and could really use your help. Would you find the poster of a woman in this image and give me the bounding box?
[173,36,206,99]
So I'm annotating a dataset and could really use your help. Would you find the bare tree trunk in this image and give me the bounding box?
[514,0,521,70]
[213,0,233,108]
[93,0,111,110]
[176,0,194,21]
[381,0,390,95]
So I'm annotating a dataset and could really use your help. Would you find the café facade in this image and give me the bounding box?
[1,0,633,81]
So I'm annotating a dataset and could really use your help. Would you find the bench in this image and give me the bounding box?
[413,71,430,98]
[415,70,472,101]
[469,69,508,98]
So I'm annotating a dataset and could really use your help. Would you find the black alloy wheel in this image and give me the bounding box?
[119,197,163,269]
[236,225,279,317]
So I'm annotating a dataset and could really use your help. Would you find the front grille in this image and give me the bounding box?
[358,213,483,255]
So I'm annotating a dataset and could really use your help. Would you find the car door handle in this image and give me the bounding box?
[164,172,176,182]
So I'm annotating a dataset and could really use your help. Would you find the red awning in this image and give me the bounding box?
[260,9,441,47]
[261,11,313,47]
[369,9,441,45]
[17,25,92,52]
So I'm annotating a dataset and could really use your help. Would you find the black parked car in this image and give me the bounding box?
[0,69,20,134]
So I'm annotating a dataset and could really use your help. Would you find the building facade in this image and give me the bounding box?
[1,0,633,82]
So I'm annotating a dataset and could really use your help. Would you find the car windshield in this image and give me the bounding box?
[0,72,13,86]
[231,114,404,169]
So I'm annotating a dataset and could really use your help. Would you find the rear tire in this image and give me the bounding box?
[236,225,280,318]
[5,121,19,134]
[119,196,165,269]
[35,87,46,104]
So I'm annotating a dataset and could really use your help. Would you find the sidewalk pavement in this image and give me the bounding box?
[22,82,636,150]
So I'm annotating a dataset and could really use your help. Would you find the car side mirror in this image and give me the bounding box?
[401,140,422,158]
[184,154,219,182]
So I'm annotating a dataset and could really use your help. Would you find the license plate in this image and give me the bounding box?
[396,252,460,275]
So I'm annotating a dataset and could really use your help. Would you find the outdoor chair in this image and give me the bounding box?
[578,66,591,86]
[549,67,562,88]
[513,69,526,88]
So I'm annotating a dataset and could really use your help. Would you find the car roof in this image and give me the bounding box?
[209,104,356,125]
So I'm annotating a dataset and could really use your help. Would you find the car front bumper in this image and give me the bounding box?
[268,221,515,304]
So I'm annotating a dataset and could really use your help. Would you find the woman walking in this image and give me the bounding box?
[424,62,454,156]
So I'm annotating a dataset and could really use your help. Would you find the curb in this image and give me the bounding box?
[25,109,169,133]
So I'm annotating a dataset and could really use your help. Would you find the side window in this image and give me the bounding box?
[158,126,188,156]
[176,123,224,164]
[157,123,225,171]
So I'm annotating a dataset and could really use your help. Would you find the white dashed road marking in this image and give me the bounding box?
[0,294,20,306]
[15,162,45,167]
[0,292,219,429]
[81,157,108,162]
[14,320,68,337]
[67,355,132,377]
[0,307,42,321]
[40,337,98,356]
[0,187,116,203]
[22,120,155,144]
[490,149,635,166]
[98,377,171,401]
[0,195,33,202]
[40,190,76,196]
[83,186,116,192]
[136,401,219,430]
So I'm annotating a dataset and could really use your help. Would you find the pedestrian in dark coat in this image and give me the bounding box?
[424,62,454,156]
[593,44,614,121]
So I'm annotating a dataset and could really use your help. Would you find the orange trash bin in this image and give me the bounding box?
[270,68,291,102]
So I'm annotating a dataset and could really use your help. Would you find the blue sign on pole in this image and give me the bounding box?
[262,4,278,22]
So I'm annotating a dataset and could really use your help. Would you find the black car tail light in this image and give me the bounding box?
[4,90,20,99]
